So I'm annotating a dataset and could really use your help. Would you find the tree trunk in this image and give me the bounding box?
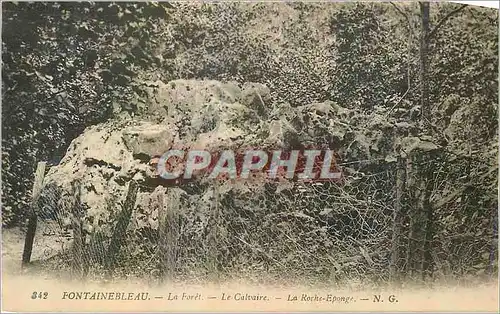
[419,1,436,282]
[419,1,430,123]
[402,1,435,283]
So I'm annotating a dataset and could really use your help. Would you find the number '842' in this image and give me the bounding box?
[31,292,48,299]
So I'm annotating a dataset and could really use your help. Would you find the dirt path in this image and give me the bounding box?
[2,222,71,277]
[2,226,499,312]
[2,226,26,276]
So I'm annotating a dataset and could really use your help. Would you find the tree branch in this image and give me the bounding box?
[385,2,415,119]
[390,2,411,30]
[428,4,468,40]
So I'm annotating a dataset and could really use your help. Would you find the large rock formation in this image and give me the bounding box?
[42,79,414,247]
[42,80,290,237]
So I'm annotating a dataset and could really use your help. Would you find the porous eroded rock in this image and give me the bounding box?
[43,79,400,239]
[122,123,174,158]
[42,80,280,235]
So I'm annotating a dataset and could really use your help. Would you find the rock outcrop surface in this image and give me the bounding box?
[43,79,410,237]
[43,80,285,234]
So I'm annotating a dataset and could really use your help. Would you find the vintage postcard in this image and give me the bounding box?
[1,1,499,312]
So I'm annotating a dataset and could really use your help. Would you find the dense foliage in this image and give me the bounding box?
[2,2,498,283]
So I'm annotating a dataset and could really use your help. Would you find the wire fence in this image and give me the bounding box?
[30,154,497,287]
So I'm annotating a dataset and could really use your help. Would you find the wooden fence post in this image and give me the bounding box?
[158,187,181,283]
[70,180,87,278]
[390,156,405,285]
[22,161,46,267]
[106,180,139,274]
[207,183,221,283]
